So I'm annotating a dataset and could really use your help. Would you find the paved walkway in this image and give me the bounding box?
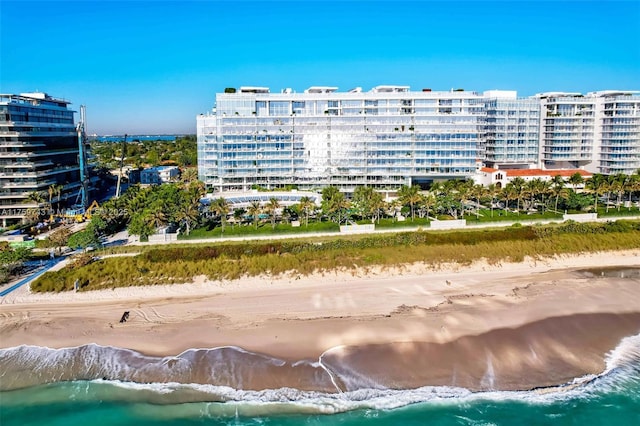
[0,256,67,297]
[127,214,640,246]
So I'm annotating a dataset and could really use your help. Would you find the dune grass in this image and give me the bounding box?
[30,220,640,292]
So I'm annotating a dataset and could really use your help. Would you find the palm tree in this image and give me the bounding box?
[585,174,607,212]
[602,175,617,212]
[508,177,527,214]
[322,186,349,224]
[27,190,45,206]
[247,200,262,229]
[454,180,473,217]
[297,196,314,227]
[369,191,385,223]
[180,167,199,184]
[469,184,486,218]
[175,203,199,236]
[416,192,435,220]
[330,192,349,224]
[51,183,64,213]
[502,182,518,213]
[568,172,584,192]
[486,183,500,218]
[398,185,421,221]
[47,185,55,217]
[146,207,168,230]
[538,180,552,212]
[26,191,45,223]
[627,173,640,211]
[211,197,230,233]
[550,175,567,212]
[264,197,280,229]
[609,174,626,211]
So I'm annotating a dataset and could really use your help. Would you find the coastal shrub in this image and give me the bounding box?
[29,220,640,292]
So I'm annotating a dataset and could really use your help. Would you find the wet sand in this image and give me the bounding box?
[1,250,639,391]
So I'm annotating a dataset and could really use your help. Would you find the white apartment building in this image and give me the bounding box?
[484,91,540,169]
[197,86,639,194]
[537,91,640,175]
[140,166,180,185]
[594,91,640,175]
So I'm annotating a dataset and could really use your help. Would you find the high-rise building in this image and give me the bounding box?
[197,86,639,194]
[0,93,86,227]
[537,92,597,171]
[594,91,640,175]
[536,91,640,175]
[484,91,540,169]
[198,86,486,193]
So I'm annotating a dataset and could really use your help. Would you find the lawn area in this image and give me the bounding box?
[180,220,339,239]
[463,209,563,224]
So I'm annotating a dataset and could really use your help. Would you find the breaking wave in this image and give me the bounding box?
[1,332,639,417]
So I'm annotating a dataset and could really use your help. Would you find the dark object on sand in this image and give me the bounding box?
[119,311,130,323]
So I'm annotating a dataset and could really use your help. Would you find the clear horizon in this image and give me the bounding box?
[2,0,639,135]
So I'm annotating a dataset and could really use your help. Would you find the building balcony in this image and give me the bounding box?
[1,160,54,168]
[0,141,47,148]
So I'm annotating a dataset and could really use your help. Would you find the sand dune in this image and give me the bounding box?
[1,249,639,391]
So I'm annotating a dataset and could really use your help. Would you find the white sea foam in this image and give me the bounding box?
[2,332,639,415]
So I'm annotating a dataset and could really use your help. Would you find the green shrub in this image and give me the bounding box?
[30,220,640,292]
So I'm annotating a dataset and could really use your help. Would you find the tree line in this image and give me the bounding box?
[32,169,640,246]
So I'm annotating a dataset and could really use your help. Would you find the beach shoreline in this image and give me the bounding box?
[1,249,639,392]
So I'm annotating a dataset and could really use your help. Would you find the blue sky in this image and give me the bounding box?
[1,0,639,135]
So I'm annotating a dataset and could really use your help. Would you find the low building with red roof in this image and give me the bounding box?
[474,167,592,189]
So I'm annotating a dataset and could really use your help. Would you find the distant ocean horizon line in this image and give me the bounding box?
[90,134,186,142]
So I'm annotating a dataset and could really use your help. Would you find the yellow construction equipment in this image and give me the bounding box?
[63,200,100,223]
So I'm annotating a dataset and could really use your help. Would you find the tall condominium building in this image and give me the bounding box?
[537,91,640,175]
[197,86,639,193]
[538,92,597,171]
[0,93,86,227]
[594,91,640,175]
[198,86,491,193]
[484,91,540,169]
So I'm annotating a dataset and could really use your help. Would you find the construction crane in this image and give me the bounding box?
[77,105,89,209]
[58,105,97,223]
[114,133,128,198]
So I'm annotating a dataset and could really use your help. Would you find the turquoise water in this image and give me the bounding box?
[2,363,639,426]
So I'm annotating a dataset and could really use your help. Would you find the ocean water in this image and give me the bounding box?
[1,334,639,426]
[91,135,177,143]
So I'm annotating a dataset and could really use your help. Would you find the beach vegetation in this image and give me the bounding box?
[0,243,32,284]
[30,220,640,292]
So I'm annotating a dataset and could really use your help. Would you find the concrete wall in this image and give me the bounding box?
[148,233,179,243]
[340,224,375,234]
[429,219,467,230]
[563,213,597,222]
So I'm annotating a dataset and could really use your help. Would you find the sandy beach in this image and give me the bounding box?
[1,249,639,392]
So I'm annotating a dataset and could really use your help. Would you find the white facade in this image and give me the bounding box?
[198,86,486,193]
[536,91,640,175]
[484,91,540,169]
[140,166,179,185]
[198,86,639,194]
[474,167,592,189]
[595,91,640,175]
